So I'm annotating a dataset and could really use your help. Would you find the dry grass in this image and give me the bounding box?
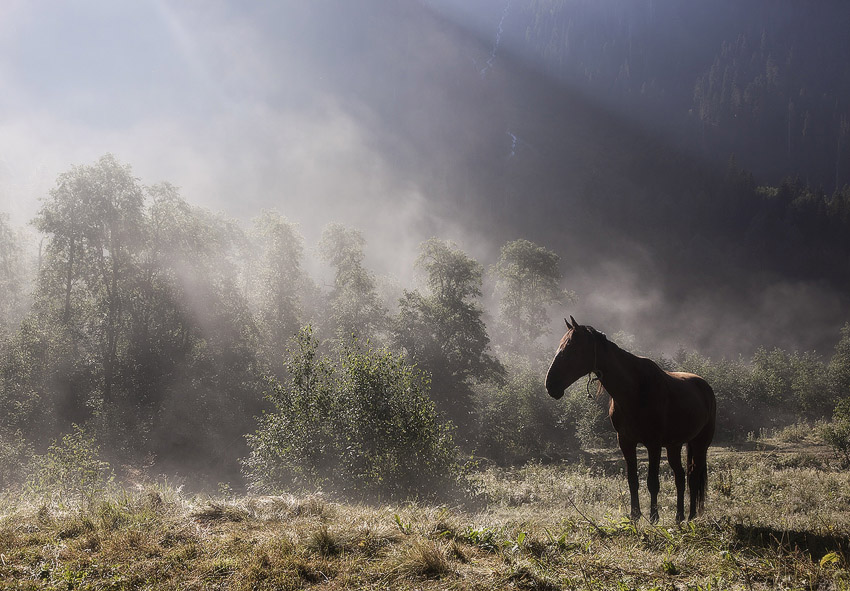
[1,441,849,589]
[384,538,454,581]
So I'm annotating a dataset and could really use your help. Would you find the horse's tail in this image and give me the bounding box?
[687,441,709,513]
[688,382,716,515]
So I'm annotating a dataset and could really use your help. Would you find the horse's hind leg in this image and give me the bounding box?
[666,444,685,523]
[647,445,662,524]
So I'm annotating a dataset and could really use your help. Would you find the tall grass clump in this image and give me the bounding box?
[243,327,468,501]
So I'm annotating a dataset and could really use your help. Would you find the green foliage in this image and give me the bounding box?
[318,223,387,342]
[678,341,837,441]
[244,327,467,501]
[416,238,482,302]
[0,315,61,436]
[749,347,792,405]
[137,186,263,484]
[570,387,615,449]
[28,424,114,506]
[0,427,32,489]
[752,347,834,422]
[829,323,850,397]
[1,161,265,485]
[394,239,503,428]
[474,356,573,463]
[7,152,850,492]
[28,154,146,427]
[789,350,834,417]
[250,211,311,372]
[0,213,31,340]
[492,239,571,349]
[821,398,850,467]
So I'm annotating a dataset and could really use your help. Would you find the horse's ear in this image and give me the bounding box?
[564,317,572,330]
[570,315,579,329]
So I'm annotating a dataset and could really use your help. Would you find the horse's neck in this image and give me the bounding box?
[598,343,647,402]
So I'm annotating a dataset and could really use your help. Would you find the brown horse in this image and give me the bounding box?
[545,316,716,523]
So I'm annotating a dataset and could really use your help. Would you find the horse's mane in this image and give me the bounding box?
[586,325,607,343]
[587,326,653,369]
[561,324,611,351]
[589,325,665,374]
[586,325,612,353]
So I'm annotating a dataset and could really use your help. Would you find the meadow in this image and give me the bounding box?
[1,428,848,590]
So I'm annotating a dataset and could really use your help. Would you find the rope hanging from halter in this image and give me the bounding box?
[586,331,605,399]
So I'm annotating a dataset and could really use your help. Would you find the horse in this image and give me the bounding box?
[545,316,716,523]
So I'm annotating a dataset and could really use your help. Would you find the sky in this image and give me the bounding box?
[0,1,454,267]
[1,1,257,218]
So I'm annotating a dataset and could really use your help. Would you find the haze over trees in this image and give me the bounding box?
[492,239,570,353]
[318,223,387,343]
[0,214,30,342]
[394,238,504,430]
[2,154,850,495]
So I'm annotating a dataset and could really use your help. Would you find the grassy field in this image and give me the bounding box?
[1,432,849,590]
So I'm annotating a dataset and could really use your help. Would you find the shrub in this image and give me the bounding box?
[243,327,467,501]
[474,357,574,463]
[676,350,757,441]
[0,427,32,489]
[569,386,615,449]
[28,424,114,505]
[821,398,850,467]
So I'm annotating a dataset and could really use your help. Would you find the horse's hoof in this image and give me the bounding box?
[630,510,641,521]
[676,514,685,524]
[649,512,659,524]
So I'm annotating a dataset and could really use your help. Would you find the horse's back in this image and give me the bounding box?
[662,371,716,444]
[667,371,714,398]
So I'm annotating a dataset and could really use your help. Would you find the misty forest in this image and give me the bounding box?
[2,1,850,589]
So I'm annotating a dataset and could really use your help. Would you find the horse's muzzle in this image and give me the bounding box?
[545,377,566,399]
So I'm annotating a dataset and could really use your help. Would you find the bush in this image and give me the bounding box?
[474,357,574,464]
[821,398,850,467]
[676,350,756,441]
[243,327,468,501]
[569,386,615,449]
[28,424,114,506]
[0,428,32,489]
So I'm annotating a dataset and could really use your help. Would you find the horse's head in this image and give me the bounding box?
[545,316,600,399]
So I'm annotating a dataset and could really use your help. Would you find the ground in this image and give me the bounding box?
[1,431,848,590]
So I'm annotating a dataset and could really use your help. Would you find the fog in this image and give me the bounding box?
[2,0,849,359]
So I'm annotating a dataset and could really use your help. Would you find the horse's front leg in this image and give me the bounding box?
[620,439,641,521]
[647,445,662,524]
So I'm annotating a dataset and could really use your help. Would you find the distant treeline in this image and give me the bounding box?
[591,158,850,293]
[1,155,849,494]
